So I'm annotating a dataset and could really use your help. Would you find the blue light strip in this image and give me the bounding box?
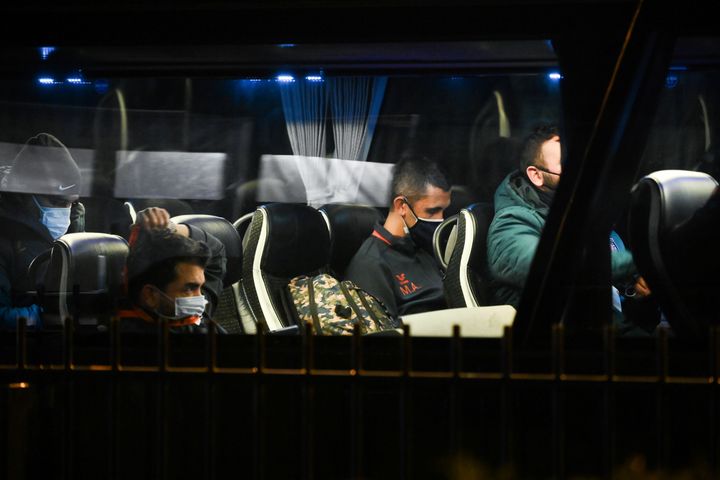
[39,46,55,60]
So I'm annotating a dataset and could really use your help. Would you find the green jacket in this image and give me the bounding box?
[487,171,637,308]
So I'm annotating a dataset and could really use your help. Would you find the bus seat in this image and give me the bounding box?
[318,203,384,279]
[628,169,718,340]
[171,213,250,334]
[241,203,331,333]
[79,197,133,238]
[473,136,522,204]
[37,232,129,327]
[441,202,495,308]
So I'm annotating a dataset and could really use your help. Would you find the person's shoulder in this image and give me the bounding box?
[491,203,541,227]
[348,235,382,265]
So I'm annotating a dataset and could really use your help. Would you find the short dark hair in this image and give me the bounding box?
[390,154,451,207]
[126,228,211,303]
[519,124,560,171]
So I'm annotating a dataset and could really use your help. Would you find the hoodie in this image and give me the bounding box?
[0,196,84,328]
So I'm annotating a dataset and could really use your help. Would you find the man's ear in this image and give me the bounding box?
[392,196,407,215]
[526,166,544,188]
[140,284,159,310]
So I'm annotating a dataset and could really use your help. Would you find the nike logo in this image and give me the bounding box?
[58,184,76,191]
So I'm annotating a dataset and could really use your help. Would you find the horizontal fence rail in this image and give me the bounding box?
[2,318,719,479]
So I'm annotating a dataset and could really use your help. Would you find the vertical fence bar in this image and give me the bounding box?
[400,323,411,480]
[450,325,461,458]
[253,331,265,480]
[351,322,363,479]
[552,323,565,480]
[108,317,120,480]
[156,319,169,480]
[63,316,74,480]
[714,327,720,478]
[501,325,513,468]
[656,326,669,473]
[603,324,616,479]
[302,322,314,480]
[205,320,217,480]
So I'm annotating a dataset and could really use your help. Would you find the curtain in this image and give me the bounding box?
[279,79,327,157]
[329,77,387,161]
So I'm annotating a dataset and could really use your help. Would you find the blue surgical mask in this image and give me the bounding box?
[153,286,208,320]
[33,196,71,240]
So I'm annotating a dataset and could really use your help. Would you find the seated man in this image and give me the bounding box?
[345,154,451,318]
[0,133,85,328]
[486,124,650,332]
[118,207,227,333]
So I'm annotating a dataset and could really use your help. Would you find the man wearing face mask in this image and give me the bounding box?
[345,154,451,319]
[118,207,227,334]
[0,132,85,329]
[487,124,650,327]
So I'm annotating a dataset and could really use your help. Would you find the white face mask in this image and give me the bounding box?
[153,286,208,320]
[33,196,71,240]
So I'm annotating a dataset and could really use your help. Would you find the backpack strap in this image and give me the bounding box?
[306,276,322,334]
[353,285,384,328]
[338,280,367,333]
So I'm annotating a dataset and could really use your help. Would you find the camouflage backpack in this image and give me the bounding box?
[286,273,398,335]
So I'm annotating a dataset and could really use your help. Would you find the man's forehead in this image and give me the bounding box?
[416,185,451,206]
[541,136,562,159]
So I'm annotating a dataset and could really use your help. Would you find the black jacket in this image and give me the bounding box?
[345,223,446,319]
[0,197,85,327]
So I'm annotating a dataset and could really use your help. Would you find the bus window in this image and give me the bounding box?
[624,38,720,340]
[0,40,563,330]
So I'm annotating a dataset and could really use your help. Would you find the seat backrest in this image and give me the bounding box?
[80,196,133,238]
[39,232,129,326]
[442,202,495,308]
[241,203,331,333]
[319,203,384,278]
[628,169,718,339]
[171,214,243,287]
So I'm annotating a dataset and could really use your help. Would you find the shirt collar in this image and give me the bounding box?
[372,222,416,254]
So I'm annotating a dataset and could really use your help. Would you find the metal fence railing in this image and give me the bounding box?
[2,318,718,479]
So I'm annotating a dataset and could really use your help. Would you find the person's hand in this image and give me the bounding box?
[133,207,189,237]
[633,276,651,297]
[134,207,175,232]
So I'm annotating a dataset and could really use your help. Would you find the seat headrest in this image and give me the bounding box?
[628,170,718,339]
[465,202,494,272]
[171,214,243,286]
[40,233,129,319]
[319,203,383,277]
[443,202,495,308]
[636,170,719,231]
[252,203,330,278]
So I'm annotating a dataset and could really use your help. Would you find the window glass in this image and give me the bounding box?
[624,38,720,338]
[0,41,563,316]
